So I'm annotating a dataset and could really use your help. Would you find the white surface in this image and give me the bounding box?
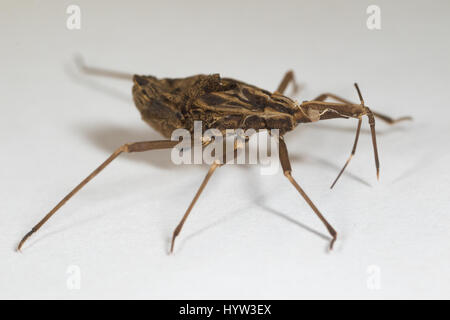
[1,0,449,299]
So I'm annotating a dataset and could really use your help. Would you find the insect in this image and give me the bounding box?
[17,61,411,252]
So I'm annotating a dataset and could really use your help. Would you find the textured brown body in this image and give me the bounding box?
[132,73,306,137]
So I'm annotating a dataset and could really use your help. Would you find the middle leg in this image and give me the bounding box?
[170,144,242,253]
[170,160,221,253]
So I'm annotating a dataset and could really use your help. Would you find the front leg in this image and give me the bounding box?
[278,137,337,250]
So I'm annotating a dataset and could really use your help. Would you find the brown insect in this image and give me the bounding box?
[17,61,411,252]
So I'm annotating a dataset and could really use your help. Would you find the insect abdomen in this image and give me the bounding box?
[132,76,185,138]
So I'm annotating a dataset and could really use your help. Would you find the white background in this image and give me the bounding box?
[1,0,449,299]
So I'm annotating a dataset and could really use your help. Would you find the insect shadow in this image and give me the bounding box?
[293,152,372,188]
[257,204,332,253]
[172,204,254,253]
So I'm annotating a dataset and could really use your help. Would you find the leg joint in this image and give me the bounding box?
[119,144,130,153]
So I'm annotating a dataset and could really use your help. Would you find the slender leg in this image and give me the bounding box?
[170,160,221,253]
[314,92,412,124]
[17,140,179,251]
[276,70,299,95]
[278,137,337,250]
[75,55,134,80]
[170,142,243,253]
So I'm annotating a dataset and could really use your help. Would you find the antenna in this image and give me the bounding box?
[354,83,364,105]
[355,82,380,181]
[330,83,380,188]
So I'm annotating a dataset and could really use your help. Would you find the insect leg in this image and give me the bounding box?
[17,140,179,251]
[170,160,221,254]
[276,70,299,95]
[75,55,134,80]
[278,137,337,250]
[313,92,412,124]
[170,143,242,253]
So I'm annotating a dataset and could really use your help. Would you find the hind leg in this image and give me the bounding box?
[18,140,179,251]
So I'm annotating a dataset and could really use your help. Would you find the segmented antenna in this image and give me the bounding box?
[354,83,364,105]
[330,83,380,188]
